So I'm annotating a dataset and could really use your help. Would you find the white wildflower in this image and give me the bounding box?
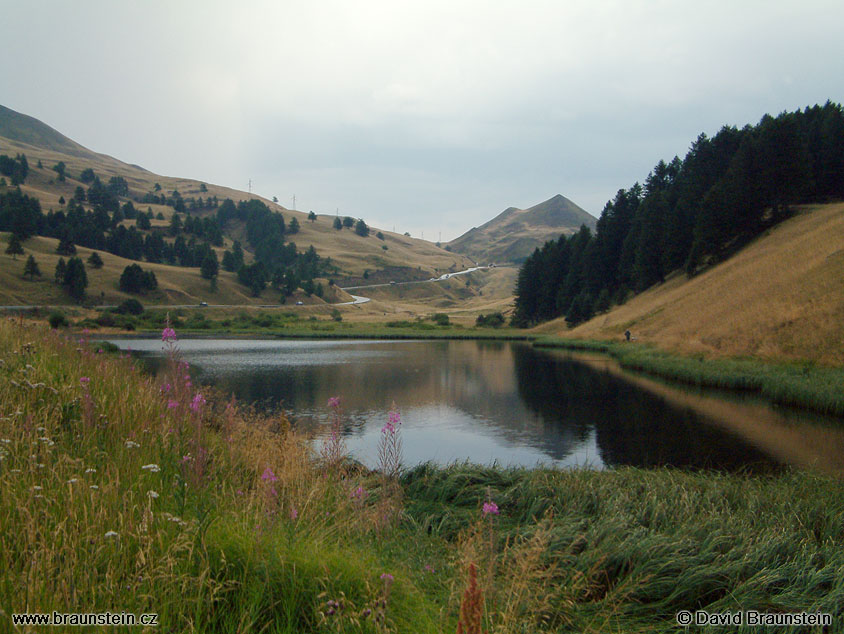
[147,490,159,499]
[85,468,96,473]
[89,485,99,490]
[104,531,119,539]
[32,485,42,491]
[67,478,78,484]
[141,464,161,473]
[124,440,140,449]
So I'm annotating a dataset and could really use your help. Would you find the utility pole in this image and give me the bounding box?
[292,194,296,210]
[248,179,252,194]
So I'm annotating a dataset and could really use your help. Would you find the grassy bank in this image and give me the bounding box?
[535,337,844,418]
[3,320,844,632]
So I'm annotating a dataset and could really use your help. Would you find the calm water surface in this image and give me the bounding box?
[111,338,844,473]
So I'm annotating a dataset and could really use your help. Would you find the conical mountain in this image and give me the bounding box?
[447,194,596,264]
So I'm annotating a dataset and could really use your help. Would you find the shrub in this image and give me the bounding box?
[432,313,450,326]
[48,310,68,328]
[476,312,505,328]
[116,298,144,315]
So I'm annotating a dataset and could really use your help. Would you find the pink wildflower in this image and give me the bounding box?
[380,573,394,582]
[388,411,400,425]
[482,501,499,516]
[190,393,206,413]
[167,399,179,409]
[351,486,367,500]
[327,396,340,408]
[80,377,90,385]
[261,467,279,482]
[290,506,298,520]
[161,327,177,342]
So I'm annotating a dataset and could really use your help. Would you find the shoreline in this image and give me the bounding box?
[95,326,844,420]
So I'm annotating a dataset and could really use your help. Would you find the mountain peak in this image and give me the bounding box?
[447,195,596,264]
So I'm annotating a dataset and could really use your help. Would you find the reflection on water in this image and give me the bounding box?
[110,338,844,473]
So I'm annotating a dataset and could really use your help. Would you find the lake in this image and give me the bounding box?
[110,338,844,473]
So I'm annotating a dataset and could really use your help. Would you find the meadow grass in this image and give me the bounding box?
[2,318,843,632]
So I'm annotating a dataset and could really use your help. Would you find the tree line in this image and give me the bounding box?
[513,101,844,327]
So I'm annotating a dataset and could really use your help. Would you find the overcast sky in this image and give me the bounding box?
[2,1,842,240]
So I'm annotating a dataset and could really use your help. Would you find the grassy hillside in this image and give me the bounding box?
[534,202,844,365]
[0,105,477,303]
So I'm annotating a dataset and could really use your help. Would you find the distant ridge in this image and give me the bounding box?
[447,194,596,264]
[0,104,99,159]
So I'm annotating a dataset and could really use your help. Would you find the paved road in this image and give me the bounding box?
[0,266,497,312]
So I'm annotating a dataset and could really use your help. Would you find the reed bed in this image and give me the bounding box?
[535,338,844,417]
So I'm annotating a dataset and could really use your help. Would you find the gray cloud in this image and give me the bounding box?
[2,0,842,240]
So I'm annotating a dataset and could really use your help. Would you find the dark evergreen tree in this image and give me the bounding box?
[200,251,219,280]
[354,218,369,237]
[54,258,66,284]
[87,251,104,268]
[52,162,66,182]
[62,257,87,301]
[119,264,157,293]
[5,233,24,259]
[333,216,342,230]
[56,234,77,255]
[23,254,41,279]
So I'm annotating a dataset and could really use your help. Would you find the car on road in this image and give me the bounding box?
[295,301,304,305]
[199,301,208,307]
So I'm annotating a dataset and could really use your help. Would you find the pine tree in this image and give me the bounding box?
[62,257,88,301]
[56,235,76,255]
[5,234,24,259]
[87,251,104,268]
[23,254,41,279]
[54,258,66,284]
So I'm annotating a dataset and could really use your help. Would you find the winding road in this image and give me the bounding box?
[0,266,492,311]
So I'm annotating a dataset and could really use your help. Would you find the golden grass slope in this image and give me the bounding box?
[534,202,844,365]
[0,106,474,284]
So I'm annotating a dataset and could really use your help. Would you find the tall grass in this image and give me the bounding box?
[3,319,843,632]
[0,319,441,633]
